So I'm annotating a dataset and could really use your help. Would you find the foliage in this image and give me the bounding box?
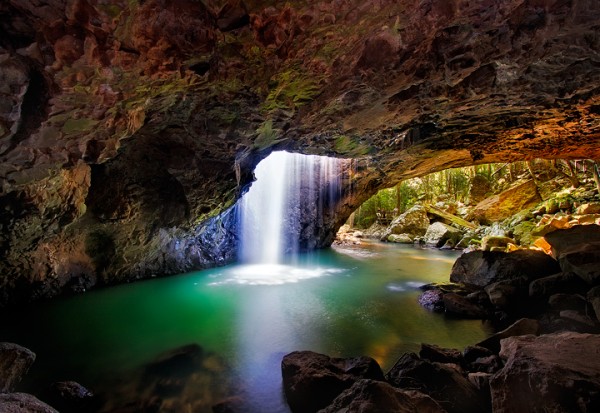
[254,119,284,150]
[262,68,322,112]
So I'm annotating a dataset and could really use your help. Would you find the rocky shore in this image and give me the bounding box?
[283,224,600,412]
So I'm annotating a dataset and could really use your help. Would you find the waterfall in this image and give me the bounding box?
[238,151,345,265]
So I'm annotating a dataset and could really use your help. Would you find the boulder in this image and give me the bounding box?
[449,250,561,288]
[47,381,96,413]
[575,203,600,215]
[588,286,600,323]
[484,282,519,308]
[0,393,59,413]
[548,293,589,313]
[281,351,384,413]
[469,179,541,224]
[0,342,36,393]
[481,236,514,251]
[543,225,600,259]
[424,222,463,248]
[558,243,600,285]
[386,353,488,413]
[529,272,588,298]
[443,293,488,318]
[419,343,462,364]
[317,379,446,413]
[381,205,430,241]
[468,174,492,205]
[476,318,540,353]
[418,289,445,312]
[490,333,600,412]
[387,233,413,243]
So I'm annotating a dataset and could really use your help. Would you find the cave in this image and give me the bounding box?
[1,1,600,412]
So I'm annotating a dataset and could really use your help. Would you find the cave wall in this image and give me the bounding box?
[0,0,599,305]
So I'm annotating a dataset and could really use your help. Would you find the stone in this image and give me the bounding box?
[529,272,588,298]
[419,343,462,364]
[47,381,96,413]
[469,180,541,225]
[281,351,384,413]
[543,225,600,259]
[548,293,589,313]
[559,310,597,330]
[0,392,59,413]
[423,222,463,248]
[442,293,488,319]
[418,289,445,312]
[484,282,519,308]
[476,318,540,353]
[317,379,446,413]
[216,0,250,32]
[558,243,600,285]
[449,250,561,288]
[387,233,413,243]
[490,333,600,413]
[0,342,36,393]
[588,286,600,323]
[481,235,514,251]
[381,205,430,241]
[386,353,487,413]
[575,203,600,215]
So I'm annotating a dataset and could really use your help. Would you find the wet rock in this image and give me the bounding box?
[424,222,463,248]
[544,225,600,259]
[484,282,519,309]
[47,381,96,413]
[381,205,430,241]
[418,289,445,312]
[0,342,36,393]
[529,272,588,298]
[281,351,384,413]
[318,379,446,413]
[443,293,488,318]
[387,233,413,243]
[490,333,600,413]
[449,250,560,288]
[386,353,487,413]
[476,318,540,353]
[0,392,59,413]
[419,343,462,364]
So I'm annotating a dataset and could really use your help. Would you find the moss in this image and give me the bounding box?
[334,134,372,156]
[254,119,284,149]
[62,118,99,135]
[262,68,322,113]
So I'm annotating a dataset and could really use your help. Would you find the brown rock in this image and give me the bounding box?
[476,318,541,353]
[491,333,600,413]
[548,293,589,313]
[588,286,600,323]
[281,351,385,413]
[544,225,600,259]
[449,250,561,288]
[529,272,588,298]
[0,342,36,393]
[576,203,600,215]
[317,379,446,413]
[419,343,462,364]
[0,393,59,413]
[381,205,430,241]
[443,293,488,319]
[469,180,541,225]
[386,353,487,413]
[559,244,600,285]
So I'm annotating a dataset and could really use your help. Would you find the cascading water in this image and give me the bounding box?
[238,151,346,264]
[214,151,349,285]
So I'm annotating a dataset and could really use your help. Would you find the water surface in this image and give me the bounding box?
[1,241,491,412]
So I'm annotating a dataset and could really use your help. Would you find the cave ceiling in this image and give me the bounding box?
[0,0,599,304]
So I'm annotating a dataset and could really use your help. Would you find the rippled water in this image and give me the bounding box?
[1,241,491,412]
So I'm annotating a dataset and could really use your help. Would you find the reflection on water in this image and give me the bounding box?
[0,241,491,413]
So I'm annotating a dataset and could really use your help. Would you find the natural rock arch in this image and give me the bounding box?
[0,0,599,305]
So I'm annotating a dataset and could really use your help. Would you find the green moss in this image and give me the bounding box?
[62,118,99,135]
[334,134,372,156]
[254,119,284,149]
[262,68,322,113]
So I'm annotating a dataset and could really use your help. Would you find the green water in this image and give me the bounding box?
[1,241,491,412]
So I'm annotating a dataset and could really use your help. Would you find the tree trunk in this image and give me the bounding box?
[590,160,600,194]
